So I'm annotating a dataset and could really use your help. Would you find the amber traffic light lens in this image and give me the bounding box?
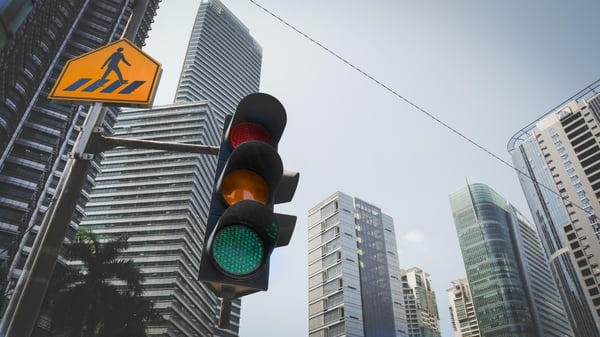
[221,169,270,206]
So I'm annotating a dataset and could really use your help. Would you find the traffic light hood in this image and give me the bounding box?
[230,93,287,147]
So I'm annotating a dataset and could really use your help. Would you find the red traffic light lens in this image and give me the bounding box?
[229,122,273,148]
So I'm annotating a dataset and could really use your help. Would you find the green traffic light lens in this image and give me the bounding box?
[212,225,264,276]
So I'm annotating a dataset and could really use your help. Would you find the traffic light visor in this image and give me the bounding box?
[232,93,286,146]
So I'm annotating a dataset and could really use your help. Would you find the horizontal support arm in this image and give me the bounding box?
[89,134,220,155]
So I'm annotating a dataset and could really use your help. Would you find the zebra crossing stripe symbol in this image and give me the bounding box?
[64,78,146,94]
[48,38,162,106]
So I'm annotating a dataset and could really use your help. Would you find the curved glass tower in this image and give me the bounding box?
[449,183,573,337]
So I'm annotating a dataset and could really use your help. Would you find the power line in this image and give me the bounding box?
[247,0,596,215]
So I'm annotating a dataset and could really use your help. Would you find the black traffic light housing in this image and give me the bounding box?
[198,93,299,323]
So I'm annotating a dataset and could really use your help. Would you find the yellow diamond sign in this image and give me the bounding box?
[49,38,161,106]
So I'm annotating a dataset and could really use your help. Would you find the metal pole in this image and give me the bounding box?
[2,102,105,337]
[3,161,94,337]
[0,1,153,335]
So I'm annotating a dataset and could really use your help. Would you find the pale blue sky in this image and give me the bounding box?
[144,1,600,336]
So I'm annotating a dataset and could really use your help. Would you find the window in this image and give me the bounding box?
[322,226,339,242]
[323,279,342,295]
[324,308,344,324]
[326,263,342,279]
[323,238,340,255]
[322,252,341,269]
[326,292,343,309]
[320,200,338,219]
[327,322,345,337]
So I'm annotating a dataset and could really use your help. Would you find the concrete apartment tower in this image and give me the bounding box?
[400,267,441,337]
[449,183,574,337]
[0,0,159,310]
[78,0,262,336]
[508,80,600,336]
[447,278,480,337]
[308,191,408,337]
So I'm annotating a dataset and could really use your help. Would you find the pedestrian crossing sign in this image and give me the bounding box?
[48,38,161,106]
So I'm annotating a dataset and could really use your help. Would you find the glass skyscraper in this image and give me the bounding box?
[508,81,600,336]
[0,0,159,300]
[308,191,408,337]
[77,0,262,336]
[449,183,574,337]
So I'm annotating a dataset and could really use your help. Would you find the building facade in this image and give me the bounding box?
[174,0,262,124]
[508,80,600,336]
[447,278,480,337]
[400,267,441,337]
[78,0,263,335]
[308,192,408,337]
[0,0,34,51]
[0,0,159,298]
[449,183,574,337]
[79,102,230,336]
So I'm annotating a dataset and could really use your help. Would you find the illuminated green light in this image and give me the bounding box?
[212,225,264,276]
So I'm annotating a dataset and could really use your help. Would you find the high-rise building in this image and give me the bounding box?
[508,80,600,336]
[308,191,408,337]
[0,0,34,51]
[80,101,227,336]
[400,267,441,337]
[449,183,574,337]
[174,0,262,123]
[0,0,159,292]
[78,0,262,336]
[447,278,480,337]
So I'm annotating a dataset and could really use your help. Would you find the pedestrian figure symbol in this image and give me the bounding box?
[100,47,130,84]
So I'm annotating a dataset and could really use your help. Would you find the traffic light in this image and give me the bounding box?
[198,93,299,308]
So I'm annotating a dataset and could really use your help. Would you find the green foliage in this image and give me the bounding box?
[50,231,160,337]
